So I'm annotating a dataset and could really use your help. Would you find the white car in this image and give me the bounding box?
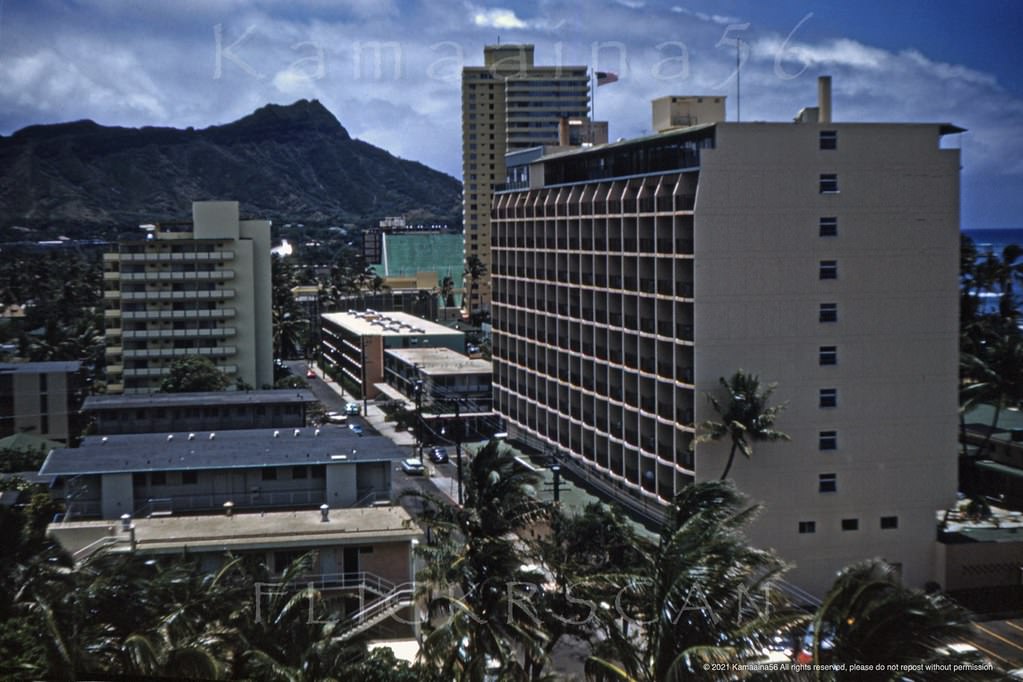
[324,411,347,424]
[401,458,425,475]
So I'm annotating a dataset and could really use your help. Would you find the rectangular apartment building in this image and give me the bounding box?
[103,201,272,393]
[491,84,962,594]
[462,44,590,314]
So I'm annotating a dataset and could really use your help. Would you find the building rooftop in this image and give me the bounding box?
[83,389,317,411]
[322,311,462,338]
[371,232,463,282]
[39,426,402,476]
[0,361,81,374]
[385,347,491,376]
[53,505,421,554]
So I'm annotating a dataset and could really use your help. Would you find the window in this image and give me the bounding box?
[182,470,198,485]
[261,468,278,481]
[819,303,838,322]
[819,473,837,493]
[819,260,838,279]
[819,217,837,237]
[798,521,816,534]
[151,472,167,486]
[292,465,307,479]
[881,516,899,529]
[819,174,839,193]
[819,388,837,408]
[310,465,326,479]
[819,346,838,366]
[820,130,837,150]
[819,431,838,450]
[841,518,859,531]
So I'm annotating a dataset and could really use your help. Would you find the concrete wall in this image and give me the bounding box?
[240,218,273,389]
[693,122,960,595]
[325,463,358,507]
[101,473,135,519]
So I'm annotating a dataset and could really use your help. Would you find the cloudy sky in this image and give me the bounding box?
[1,0,1020,228]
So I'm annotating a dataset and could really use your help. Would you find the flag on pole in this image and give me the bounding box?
[596,71,619,86]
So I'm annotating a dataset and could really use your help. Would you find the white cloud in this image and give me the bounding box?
[472,7,527,30]
[671,6,741,26]
[616,0,646,9]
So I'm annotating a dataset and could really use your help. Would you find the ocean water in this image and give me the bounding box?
[962,228,1023,316]
[963,228,1023,254]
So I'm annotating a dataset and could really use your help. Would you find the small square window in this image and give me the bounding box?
[819,431,838,450]
[182,470,198,485]
[798,521,816,534]
[881,516,899,530]
[819,217,838,237]
[819,303,838,322]
[292,466,307,479]
[820,130,837,150]
[151,472,166,486]
[819,473,837,493]
[841,518,859,531]
[819,388,837,408]
[261,468,278,481]
[819,346,838,366]
[819,260,838,280]
[819,174,839,193]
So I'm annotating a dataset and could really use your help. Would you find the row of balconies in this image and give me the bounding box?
[105,251,234,263]
[493,192,697,218]
[492,275,694,299]
[113,308,237,321]
[493,236,694,255]
[105,289,235,301]
[121,364,238,378]
[122,346,236,359]
[495,387,694,477]
[121,327,236,340]
[103,270,235,282]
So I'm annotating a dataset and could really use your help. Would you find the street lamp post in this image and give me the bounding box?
[360,335,368,415]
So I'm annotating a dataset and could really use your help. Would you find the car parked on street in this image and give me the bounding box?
[349,423,364,436]
[401,458,425,475]
[429,447,449,464]
[345,402,360,416]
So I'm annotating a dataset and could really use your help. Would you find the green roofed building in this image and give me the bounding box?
[370,232,465,306]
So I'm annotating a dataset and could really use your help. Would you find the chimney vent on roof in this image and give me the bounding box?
[273,430,280,438]
[167,434,174,442]
[320,504,330,522]
[818,75,832,123]
[188,433,195,441]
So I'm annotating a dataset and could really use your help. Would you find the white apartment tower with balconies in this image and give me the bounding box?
[491,78,962,595]
[104,201,272,393]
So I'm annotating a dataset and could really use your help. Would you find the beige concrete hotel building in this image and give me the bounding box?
[462,44,590,313]
[103,201,272,393]
[491,80,962,594]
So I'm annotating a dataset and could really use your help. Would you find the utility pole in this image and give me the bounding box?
[414,375,424,463]
[454,399,464,506]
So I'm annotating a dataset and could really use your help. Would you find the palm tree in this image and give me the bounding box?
[960,325,1023,458]
[808,559,1002,680]
[404,440,553,680]
[463,255,487,314]
[440,275,456,308]
[695,370,790,480]
[583,480,796,681]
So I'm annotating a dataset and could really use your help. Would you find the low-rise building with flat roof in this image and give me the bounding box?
[383,347,492,409]
[40,426,399,520]
[83,389,317,435]
[320,311,463,399]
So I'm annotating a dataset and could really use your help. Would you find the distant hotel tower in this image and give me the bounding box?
[491,78,963,594]
[461,44,591,314]
[103,201,273,393]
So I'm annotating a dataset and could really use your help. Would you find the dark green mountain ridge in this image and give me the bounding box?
[0,99,461,232]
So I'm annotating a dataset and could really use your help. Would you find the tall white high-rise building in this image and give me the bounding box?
[104,201,272,393]
[491,79,962,594]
